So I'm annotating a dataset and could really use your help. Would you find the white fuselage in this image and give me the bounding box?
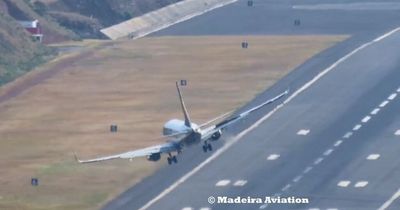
[163,119,200,146]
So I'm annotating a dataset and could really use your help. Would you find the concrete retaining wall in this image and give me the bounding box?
[100,0,238,40]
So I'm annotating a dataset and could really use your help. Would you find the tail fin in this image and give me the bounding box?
[176,81,191,127]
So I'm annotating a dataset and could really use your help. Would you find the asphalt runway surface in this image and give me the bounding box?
[103,0,400,209]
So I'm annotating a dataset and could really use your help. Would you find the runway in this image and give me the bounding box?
[103,0,400,209]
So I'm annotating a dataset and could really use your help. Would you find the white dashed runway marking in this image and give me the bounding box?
[338,180,351,187]
[379,100,389,107]
[303,166,313,174]
[314,157,324,165]
[233,180,247,186]
[215,180,230,187]
[199,208,211,210]
[367,154,380,160]
[267,154,280,160]
[354,181,368,188]
[334,140,343,147]
[343,132,353,138]
[361,116,371,123]
[281,184,291,191]
[353,124,362,131]
[371,108,380,115]
[297,129,310,135]
[293,175,303,183]
[395,130,400,136]
[323,149,334,156]
[388,93,397,100]
[182,207,193,210]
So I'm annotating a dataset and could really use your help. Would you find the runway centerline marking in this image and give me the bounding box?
[361,116,371,123]
[281,184,291,191]
[137,27,400,210]
[379,100,389,107]
[338,180,351,187]
[323,149,334,156]
[343,132,353,138]
[303,166,313,174]
[297,129,310,135]
[314,157,324,165]
[334,140,343,147]
[182,207,193,210]
[353,124,362,131]
[267,154,280,160]
[367,154,380,160]
[388,93,397,100]
[371,108,380,115]
[394,130,400,136]
[215,180,230,187]
[293,175,303,183]
[354,181,368,188]
[199,208,211,210]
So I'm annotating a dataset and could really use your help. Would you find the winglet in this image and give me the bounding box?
[176,81,192,128]
[73,152,82,163]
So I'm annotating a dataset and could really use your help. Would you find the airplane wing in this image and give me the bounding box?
[75,141,178,163]
[200,90,289,139]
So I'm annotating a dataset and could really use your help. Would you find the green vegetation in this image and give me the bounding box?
[0,11,56,85]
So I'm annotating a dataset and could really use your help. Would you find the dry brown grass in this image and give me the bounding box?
[0,35,346,210]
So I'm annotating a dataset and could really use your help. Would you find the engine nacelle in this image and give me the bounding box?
[210,130,222,141]
[147,153,161,162]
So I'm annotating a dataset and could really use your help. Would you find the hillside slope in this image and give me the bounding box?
[0,11,54,85]
[41,0,183,38]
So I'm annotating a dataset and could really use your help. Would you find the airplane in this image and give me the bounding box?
[75,82,288,165]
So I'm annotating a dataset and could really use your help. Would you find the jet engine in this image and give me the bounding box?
[211,130,222,141]
[147,153,161,161]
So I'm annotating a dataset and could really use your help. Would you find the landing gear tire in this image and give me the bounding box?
[172,156,177,163]
[202,145,208,153]
[167,157,172,165]
[202,143,213,153]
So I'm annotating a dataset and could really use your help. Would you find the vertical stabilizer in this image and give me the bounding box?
[176,81,191,127]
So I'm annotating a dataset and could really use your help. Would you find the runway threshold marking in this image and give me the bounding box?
[138,27,400,210]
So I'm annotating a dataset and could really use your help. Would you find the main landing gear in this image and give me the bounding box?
[202,141,213,153]
[167,153,178,165]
